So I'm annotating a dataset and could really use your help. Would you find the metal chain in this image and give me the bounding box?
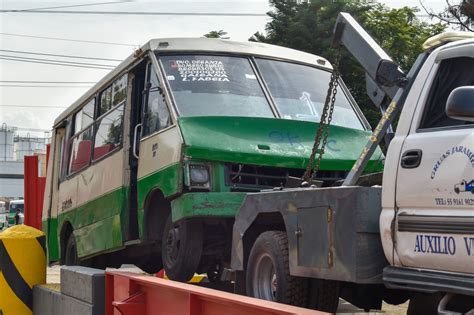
[303,49,342,183]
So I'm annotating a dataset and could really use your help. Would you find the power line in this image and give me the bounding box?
[0,32,136,47]
[0,85,92,88]
[0,10,267,16]
[10,1,132,12]
[0,54,116,68]
[0,105,67,109]
[0,49,122,62]
[15,127,51,132]
[0,56,115,70]
[0,80,97,84]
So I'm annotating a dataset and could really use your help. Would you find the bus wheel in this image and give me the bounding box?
[246,231,308,307]
[162,214,202,282]
[65,234,79,266]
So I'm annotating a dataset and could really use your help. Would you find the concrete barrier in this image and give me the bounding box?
[33,266,105,315]
[32,285,60,315]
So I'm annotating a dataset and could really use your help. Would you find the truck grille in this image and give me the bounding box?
[224,163,347,192]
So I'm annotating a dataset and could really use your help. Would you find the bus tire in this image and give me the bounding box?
[65,233,79,266]
[161,214,202,282]
[246,231,308,307]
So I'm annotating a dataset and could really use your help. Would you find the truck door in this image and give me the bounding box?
[394,52,474,274]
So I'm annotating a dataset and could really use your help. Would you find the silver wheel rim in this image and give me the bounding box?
[253,253,277,301]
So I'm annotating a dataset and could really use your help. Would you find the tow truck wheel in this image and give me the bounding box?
[64,234,79,266]
[162,214,203,282]
[246,231,308,307]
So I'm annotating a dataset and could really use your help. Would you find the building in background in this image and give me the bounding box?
[0,123,49,199]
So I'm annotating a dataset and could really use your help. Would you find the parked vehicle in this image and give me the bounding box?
[8,199,24,226]
[0,201,6,229]
[42,38,383,280]
[230,13,474,313]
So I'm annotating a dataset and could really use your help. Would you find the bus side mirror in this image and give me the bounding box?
[446,86,474,122]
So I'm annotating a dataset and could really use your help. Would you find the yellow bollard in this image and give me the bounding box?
[0,225,46,315]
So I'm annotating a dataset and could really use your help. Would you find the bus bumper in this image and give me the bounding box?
[171,192,247,222]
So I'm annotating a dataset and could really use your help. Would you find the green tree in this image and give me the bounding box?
[204,30,230,39]
[251,0,445,127]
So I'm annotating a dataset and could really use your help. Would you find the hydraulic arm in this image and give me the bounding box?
[332,12,426,186]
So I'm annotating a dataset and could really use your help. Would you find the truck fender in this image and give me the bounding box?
[230,191,299,271]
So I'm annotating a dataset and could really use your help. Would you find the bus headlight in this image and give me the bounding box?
[188,164,211,189]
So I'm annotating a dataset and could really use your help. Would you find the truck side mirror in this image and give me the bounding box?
[446,86,474,122]
[376,60,407,88]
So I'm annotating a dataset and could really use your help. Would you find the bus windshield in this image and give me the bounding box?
[160,55,274,118]
[255,58,364,130]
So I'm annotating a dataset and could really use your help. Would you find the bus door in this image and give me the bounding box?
[134,60,178,240]
[126,61,148,241]
[44,127,66,261]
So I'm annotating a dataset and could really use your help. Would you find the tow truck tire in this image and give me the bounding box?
[64,234,79,266]
[407,292,442,315]
[246,231,308,307]
[162,214,203,282]
[307,278,340,313]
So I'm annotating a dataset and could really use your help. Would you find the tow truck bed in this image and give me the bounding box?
[231,186,387,284]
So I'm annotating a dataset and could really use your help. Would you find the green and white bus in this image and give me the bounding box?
[42,38,383,281]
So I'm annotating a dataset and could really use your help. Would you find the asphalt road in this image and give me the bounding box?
[47,266,408,314]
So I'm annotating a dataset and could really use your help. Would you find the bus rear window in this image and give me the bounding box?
[160,55,274,118]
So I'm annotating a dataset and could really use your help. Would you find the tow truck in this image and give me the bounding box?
[229,13,474,314]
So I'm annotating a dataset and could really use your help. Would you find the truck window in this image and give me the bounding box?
[419,57,474,129]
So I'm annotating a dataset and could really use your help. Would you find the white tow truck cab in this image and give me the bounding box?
[380,32,474,310]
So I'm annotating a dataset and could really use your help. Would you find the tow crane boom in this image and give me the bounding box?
[331,12,428,186]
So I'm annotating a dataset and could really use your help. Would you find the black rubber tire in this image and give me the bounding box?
[407,292,442,315]
[64,233,79,266]
[161,214,203,282]
[206,261,223,283]
[136,257,163,274]
[246,231,308,307]
[307,278,340,313]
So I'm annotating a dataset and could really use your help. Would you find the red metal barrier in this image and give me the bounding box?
[106,272,327,315]
[23,155,45,229]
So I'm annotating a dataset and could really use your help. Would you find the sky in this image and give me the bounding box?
[0,0,450,135]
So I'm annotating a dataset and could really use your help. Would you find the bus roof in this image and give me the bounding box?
[53,38,331,127]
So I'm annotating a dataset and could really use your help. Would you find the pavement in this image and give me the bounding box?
[46,266,408,314]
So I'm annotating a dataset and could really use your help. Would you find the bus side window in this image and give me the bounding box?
[68,98,95,175]
[142,63,171,137]
[93,104,125,160]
